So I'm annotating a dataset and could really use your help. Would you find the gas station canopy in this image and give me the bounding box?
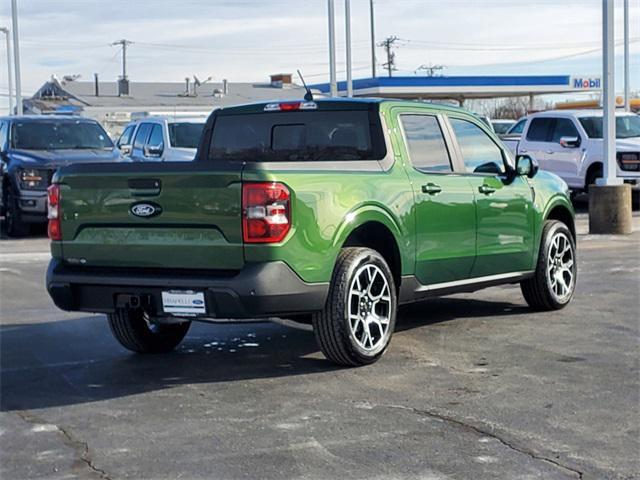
[310,75,602,100]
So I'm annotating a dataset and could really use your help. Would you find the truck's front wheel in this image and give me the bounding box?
[313,247,397,366]
[108,309,191,353]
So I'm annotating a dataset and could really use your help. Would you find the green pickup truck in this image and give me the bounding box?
[46,99,577,366]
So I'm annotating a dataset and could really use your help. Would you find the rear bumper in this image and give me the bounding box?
[46,259,329,318]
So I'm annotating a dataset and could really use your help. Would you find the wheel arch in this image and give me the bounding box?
[333,206,408,289]
[544,199,576,240]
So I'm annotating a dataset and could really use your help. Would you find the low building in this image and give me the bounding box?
[25,74,307,136]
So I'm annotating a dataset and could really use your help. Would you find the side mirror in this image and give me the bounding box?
[516,155,539,178]
[119,144,132,155]
[559,136,580,148]
[144,144,163,158]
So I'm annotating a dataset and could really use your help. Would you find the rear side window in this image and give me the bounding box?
[208,110,385,162]
[450,117,505,174]
[526,118,554,142]
[400,115,452,173]
[133,123,152,149]
[169,123,204,148]
[551,118,579,143]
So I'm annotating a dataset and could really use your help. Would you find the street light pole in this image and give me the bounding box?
[327,0,337,97]
[0,28,13,115]
[369,0,376,78]
[589,0,631,235]
[11,0,22,115]
[623,0,630,112]
[345,0,353,97]
[600,0,619,187]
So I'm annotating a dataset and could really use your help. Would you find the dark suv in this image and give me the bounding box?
[0,116,122,236]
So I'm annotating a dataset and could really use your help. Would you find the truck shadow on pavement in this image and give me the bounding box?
[1,297,529,412]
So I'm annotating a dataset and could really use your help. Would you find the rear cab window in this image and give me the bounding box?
[207,104,386,162]
[526,118,554,142]
[169,122,205,149]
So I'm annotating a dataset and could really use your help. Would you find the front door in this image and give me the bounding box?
[397,112,477,286]
[447,116,535,277]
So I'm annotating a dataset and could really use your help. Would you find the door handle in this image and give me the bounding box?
[478,185,496,195]
[422,183,442,195]
[519,149,528,153]
[546,150,554,154]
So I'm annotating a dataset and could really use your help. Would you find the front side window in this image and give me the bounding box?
[579,115,640,139]
[508,118,526,135]
[147,124,164,148]
[450,117,505,174]
[11,121,113,150]
[209,110,385,162]
[400,114,452,173]
[118,125,134,147]
[551,118,579,143]
[133,123,152,149]
[0,122,7,150]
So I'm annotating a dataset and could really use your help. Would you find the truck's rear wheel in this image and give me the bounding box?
[108,309,191,353]
[521,220,576,311]
[313,247,397,366]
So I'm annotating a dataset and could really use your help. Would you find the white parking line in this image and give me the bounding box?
[0,252,51,263]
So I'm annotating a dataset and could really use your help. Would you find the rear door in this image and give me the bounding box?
[446,115,535,277]
[58,161,245,270]
[396,110,477,285]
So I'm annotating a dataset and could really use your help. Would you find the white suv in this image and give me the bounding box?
[506,110,640,192]
[117,117,206,162]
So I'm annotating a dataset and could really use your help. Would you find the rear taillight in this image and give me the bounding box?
[242,182,291,243]
[47,184,62,241]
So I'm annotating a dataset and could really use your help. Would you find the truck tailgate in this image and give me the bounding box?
[55,162,244,270]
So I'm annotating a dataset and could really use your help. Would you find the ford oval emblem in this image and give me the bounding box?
[130,202,162,218]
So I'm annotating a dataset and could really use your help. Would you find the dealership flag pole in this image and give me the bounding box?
[0,28,13,115]
[623,0,630,112]
[345,0,353,97]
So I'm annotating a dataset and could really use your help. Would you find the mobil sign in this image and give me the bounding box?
[571,76,602,89]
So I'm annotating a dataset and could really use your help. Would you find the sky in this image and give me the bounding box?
[0,0,638,112]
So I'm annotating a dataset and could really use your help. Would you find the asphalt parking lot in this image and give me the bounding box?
[1,210,639,480]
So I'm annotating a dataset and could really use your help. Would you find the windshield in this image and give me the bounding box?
[168,122,205,149]
[578,115,640,139]
[11,121,113,150]
[209,110,385,162]
[492,122,515,134]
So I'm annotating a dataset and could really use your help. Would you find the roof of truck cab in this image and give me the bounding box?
[216,97,472,115]
[529,109,637,118]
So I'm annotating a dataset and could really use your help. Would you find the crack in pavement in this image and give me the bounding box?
[356,401,584,479]
[15,410,112,480]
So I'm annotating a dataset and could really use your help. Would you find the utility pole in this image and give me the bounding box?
[11,0,22,115]
[0,28,13,115]
[327,0,337,97]
[379,36,398,77]
[623,0,630,111]
[111,39,133,81]
[415,64,445,77]
[369,0,376,78]
[345,0,353,97]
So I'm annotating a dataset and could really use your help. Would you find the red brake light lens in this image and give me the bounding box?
[47,184,62,241]
[242,182,291,243]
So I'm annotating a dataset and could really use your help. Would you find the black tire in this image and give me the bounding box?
[108,309,191,353]
[2,183,30,237]
[585,165,603,193]
[521,220,577,311]
[312,247,397,366]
